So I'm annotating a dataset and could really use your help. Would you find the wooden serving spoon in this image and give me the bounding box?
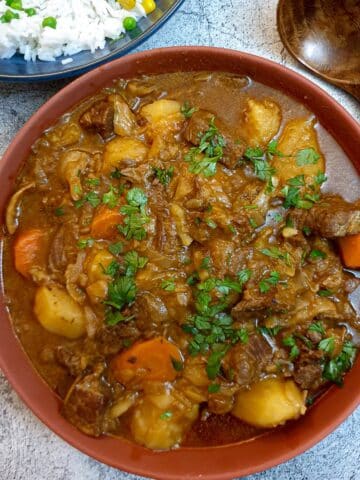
[277,0,360,101]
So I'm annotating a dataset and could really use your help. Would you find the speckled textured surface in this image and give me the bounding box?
[0,1,359,479]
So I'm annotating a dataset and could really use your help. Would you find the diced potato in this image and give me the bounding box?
[273,118,325,184]
[102,137,148,173]
[111,95,137,137]
[232,377,306,428]
[85,249,115,283]
[34,285,86,339]
[183,356,210,387]
[243,98,282,147]
[141,99,181,123]
[170,203,193,246]
[86,280,108,304]
[131,391,199,450]
[47,123,81,147]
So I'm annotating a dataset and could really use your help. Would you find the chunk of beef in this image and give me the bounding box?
[293,350,324,391]
[62,364,111,436]
[231,288,295,321]
[56,346,87,377]
[79,100,114,138]
[223,334,273,385]
[95,323,140,356]
[184,110,245,169]
[292,195,360,238]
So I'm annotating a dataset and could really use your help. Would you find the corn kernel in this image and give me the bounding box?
[117,0,136,9]
[142,0,156,14]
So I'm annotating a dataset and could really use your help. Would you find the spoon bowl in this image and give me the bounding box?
[277,0,360,101]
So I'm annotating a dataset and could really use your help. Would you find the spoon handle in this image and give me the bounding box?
[336,83,360,103]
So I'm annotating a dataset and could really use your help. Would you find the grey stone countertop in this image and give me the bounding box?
[0,1,359,479]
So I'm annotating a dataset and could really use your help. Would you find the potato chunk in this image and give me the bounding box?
[273,118,325,184]
[85,249,115,284]
[34,285,86,339]
[243,98,281,147]
[131,389,199,450]
[141,99,181,123]
[232,377,306,428]
[102,137,148,173]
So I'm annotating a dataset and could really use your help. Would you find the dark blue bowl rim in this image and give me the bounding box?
[0,0,185,82]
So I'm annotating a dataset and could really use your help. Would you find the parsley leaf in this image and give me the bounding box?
[54,207,65,216]
[104,276,136,310]
[126,188,147,207]
[318,337,335,354]
[160,411,173,420]
[283,335,300,360]
[259,271,280,293]
[161,279,176,292]
[237,268,252,285]
[308,322,325,335]
[206,346,228,380]
[317,289,333,297]
[77,238,94,249]
[208,383,221,393]
[323,341,357,385]
[309,249,327,260]
[102,185,119,209]
[108,242,123,256]
[200,256,212,270]
[153,166,174,186]
[259,325,282,337]
[124,251,148,277]
[314,171,327,185]
[118,188,149,240]
[85,177,100,186]
[185,117,226,177]
[181,101,198,118]
[296,148,320,166]
[260,247,291,266]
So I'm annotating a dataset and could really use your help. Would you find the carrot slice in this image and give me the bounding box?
[112,337,183,384]
[90,206,123,239]
[14,229,47,278]
[338,233,360,269]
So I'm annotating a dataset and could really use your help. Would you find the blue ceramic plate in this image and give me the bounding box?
[0,0,184,81]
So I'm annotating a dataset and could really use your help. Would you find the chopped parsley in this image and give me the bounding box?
[161,279,176,292]
[171,357,184,372]
[102,185,119,209]
[205,218,217,229]
[323,341,357,385]
[317,289,333,297]
[124,251,148,277]
[259,271,281,293]
[296,148,320,166]
[85,177,100,186]
[208,383,221,393]
[318,337,335,355]
[249,217,258,229]
[104,276,136,311]
[200,256,212,270]
[243,144,276,192]
[54,206,65,216]
[153,166,174,186]
[309,249,327,260]
[258,325,283,337]
[160,411,173,420]
[181,101,198,118]
[185,117,226,177]
[314,171,327,185]
[77,238,94,249]
[118,188,149,240]
[74,191,101,209]
[108,242,123,256]
[260,247,291,266]
[308,322,325,335]
[283,335,300,360]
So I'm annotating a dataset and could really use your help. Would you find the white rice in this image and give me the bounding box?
[0,0,146,61]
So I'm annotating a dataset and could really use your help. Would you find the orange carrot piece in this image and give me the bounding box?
[112,337,183,384]
[90,206,123,239]
[14,229,46,278]
[338,234,360,269]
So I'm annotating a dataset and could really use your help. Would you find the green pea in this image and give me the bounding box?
[0,9,20,23]
[6,0,22,10]
[25,8,37,16]
[42,16,57,29]
[123,16,137,31]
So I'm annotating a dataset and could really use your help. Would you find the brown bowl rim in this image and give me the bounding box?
[0,46,360,480]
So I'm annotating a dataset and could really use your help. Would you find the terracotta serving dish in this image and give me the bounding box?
[0,47,360,480]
